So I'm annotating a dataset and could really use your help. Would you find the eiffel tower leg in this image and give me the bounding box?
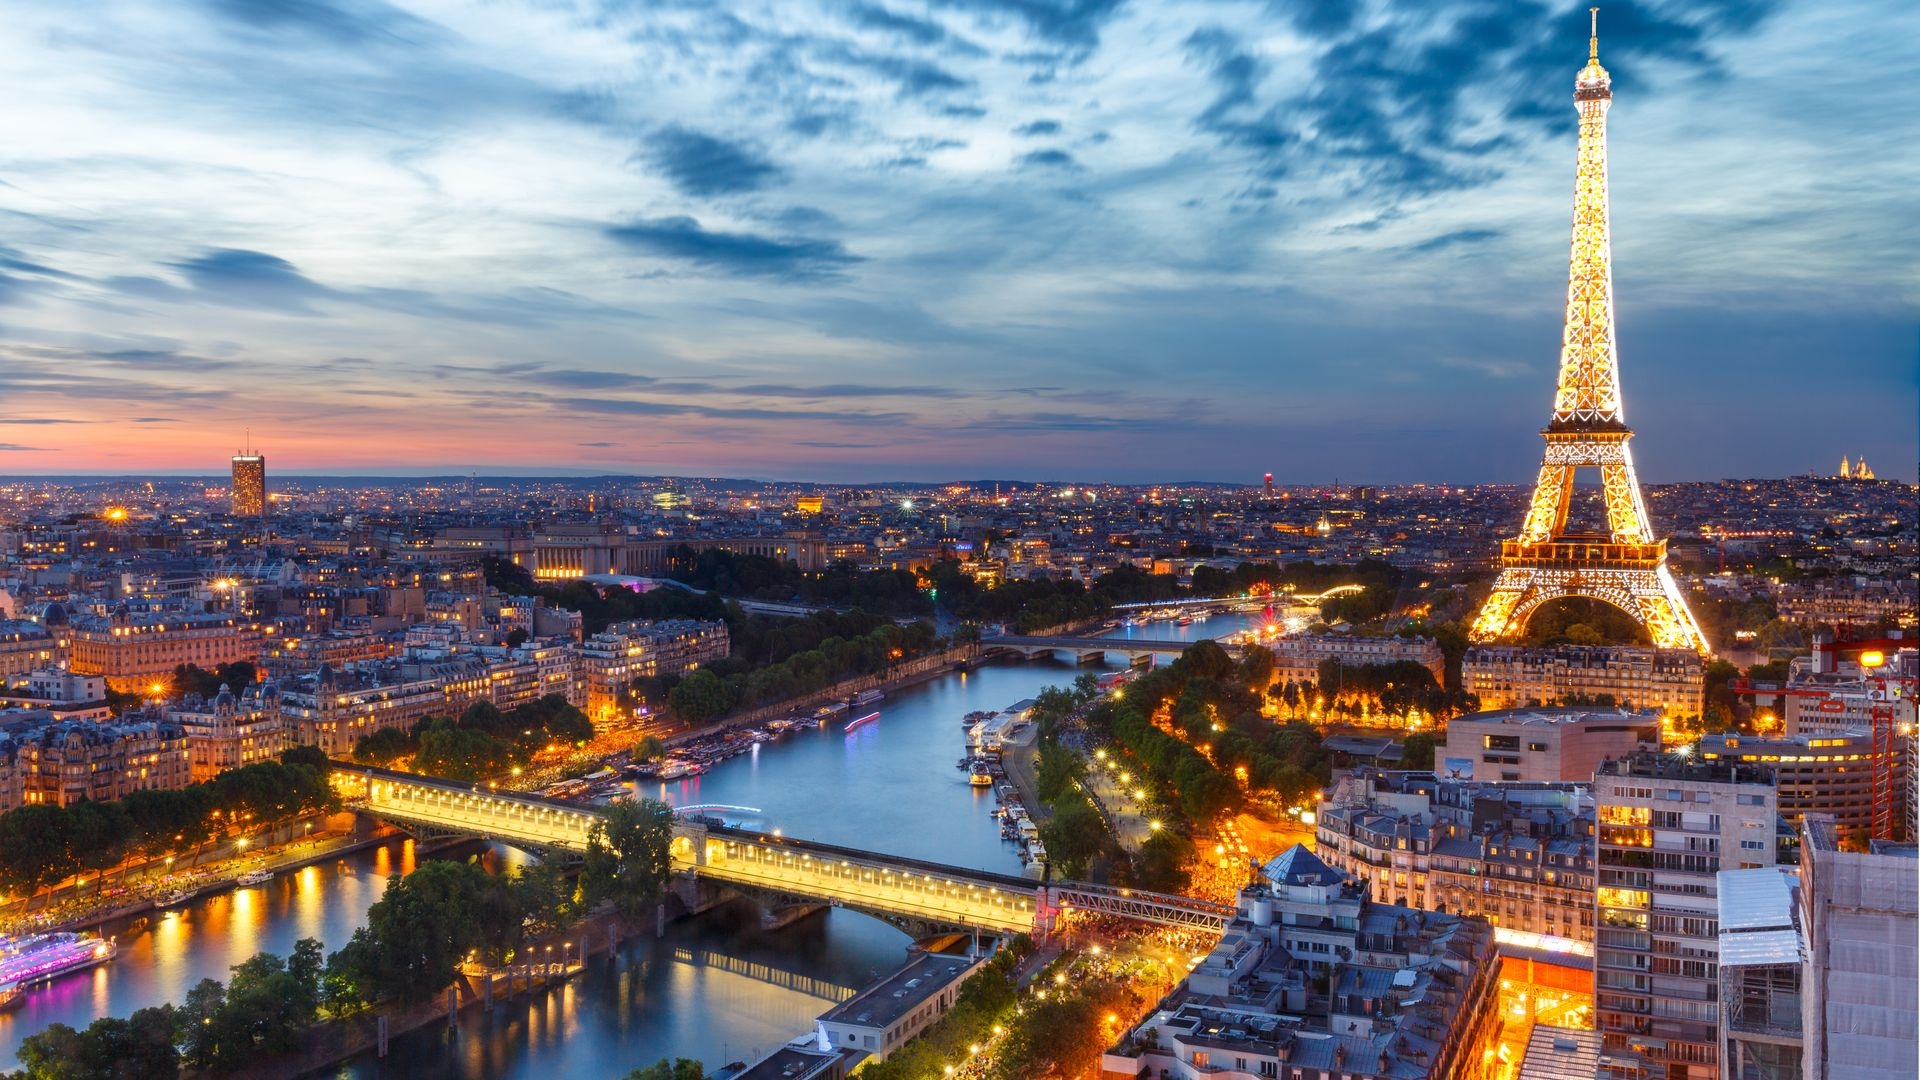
[1628,566,1710,654]
[1600,455,1653,543]
[1470,569,1532,642]
[1520,464,1576,543]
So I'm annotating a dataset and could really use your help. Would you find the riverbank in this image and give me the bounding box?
[659,644,981,750]
[0,813,391,939]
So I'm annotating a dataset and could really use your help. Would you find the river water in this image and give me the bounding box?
[0,611,1269,1076]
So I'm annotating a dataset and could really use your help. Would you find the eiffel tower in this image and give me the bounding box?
[1470,10,1710,656]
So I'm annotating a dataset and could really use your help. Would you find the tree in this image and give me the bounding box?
[351,727,413,767]
[10,1005,179,1080]
[326,859,517,1006]
[581,798,675,921]
[1033,741,1085,804]
[621,1060,705,1080]
[666,669,733,723]
[0,804,72,908]
[1398,732,1438,772]
[1036,795,1108,879]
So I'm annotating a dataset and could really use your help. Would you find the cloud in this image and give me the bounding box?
[1014,148,1079,170]
[926,0,1126,50]
[603,216,862,281]
[640,126,786,197]
[0,444,53,452]
[1406,228,1502,253]
[576,441,618,447]
[167,248,336,313]
[193,0,441,46]
[0,418,88,425]
[1013,119,1061,136]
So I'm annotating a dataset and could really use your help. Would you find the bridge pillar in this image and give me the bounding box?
[1075,650,1105,665]
[1129,653,1154,669]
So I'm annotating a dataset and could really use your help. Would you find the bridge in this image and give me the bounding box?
[982,634,1247,664]
[339,766,1234,936]
[1106,585,1364,611]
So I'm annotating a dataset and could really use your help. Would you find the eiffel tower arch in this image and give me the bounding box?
[1470,12,1710,656]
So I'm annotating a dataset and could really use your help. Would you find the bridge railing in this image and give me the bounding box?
[1047,882,1236,932]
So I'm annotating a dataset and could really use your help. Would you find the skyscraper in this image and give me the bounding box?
[231,449,266,517]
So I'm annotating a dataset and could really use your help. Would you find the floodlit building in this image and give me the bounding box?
[169,682,289,782]
[0,711,192,809]
[1464,645,1705,720]
[67,609,266,693]
[580,618,729,717]
[1696,729,1902,836]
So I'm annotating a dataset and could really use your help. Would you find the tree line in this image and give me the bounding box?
[0,748,335,909]
[666,617,942,723]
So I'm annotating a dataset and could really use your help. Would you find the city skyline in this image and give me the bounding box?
[2,0,1915,484]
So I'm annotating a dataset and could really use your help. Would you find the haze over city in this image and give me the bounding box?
[2,0,1914,483]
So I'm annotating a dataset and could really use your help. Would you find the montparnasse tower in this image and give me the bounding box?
[1469,10,1711,655]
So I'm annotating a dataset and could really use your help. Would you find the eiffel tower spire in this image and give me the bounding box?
[1471,12,1711,656]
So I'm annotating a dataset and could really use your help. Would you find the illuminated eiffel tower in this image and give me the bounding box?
[1470,10,1710,655]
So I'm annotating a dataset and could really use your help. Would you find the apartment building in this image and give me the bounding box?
[1593,752,1780,1079]
[1464,645,1705,719]
[67,608,266,693]
[169,682,290,782]
[0,711,192,809]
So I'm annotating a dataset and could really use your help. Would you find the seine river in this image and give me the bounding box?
[0,610,1270,1076]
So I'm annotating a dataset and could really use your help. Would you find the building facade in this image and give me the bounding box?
[1268,633,1446,687]
[1464,645,1705,719]
[1593,753,1780,1079]
[279,643,580,755]
[0,619,68,678]
[1796,815,1917,1080]
[580,619,730,717]
[67,609,266,693]
[1696,729,1902,836]
[1443,707,1659,782]
[169,683,289,782]
[230,453,266,517]
[0,712,193,808]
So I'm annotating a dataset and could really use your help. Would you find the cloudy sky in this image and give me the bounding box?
[1,0,1913,483]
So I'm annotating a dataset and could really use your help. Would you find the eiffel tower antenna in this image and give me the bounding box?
[1470,14,1711,656]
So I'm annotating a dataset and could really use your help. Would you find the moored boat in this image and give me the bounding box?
[235,868,274,887]
[0,932,117,1002]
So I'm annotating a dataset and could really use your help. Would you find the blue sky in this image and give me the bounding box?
[0,0,1914,482]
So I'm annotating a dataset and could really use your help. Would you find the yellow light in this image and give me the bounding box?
[1859,650,1886,669]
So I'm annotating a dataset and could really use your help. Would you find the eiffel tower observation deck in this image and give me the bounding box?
[1471,10,1712,656]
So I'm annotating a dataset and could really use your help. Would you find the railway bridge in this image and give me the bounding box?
[339,766,1233,937]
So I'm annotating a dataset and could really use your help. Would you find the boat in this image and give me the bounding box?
[159,889,197,908]
[0,933,117,1003]
[853,689,884,706]
[235,868,274,888]
[969,764,994,788]
[845,710,881,733]
[657,761,693,781]
[1176,615,1194,626]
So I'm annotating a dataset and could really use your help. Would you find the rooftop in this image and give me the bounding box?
[816,953,975,1032]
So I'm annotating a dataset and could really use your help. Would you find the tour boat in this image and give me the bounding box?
[844,710,881,733]
[160,889,197,908]
[235,868,274,887]
[1176,615,1194,626]
[969,764,994,788]
[0,933,117,1006]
